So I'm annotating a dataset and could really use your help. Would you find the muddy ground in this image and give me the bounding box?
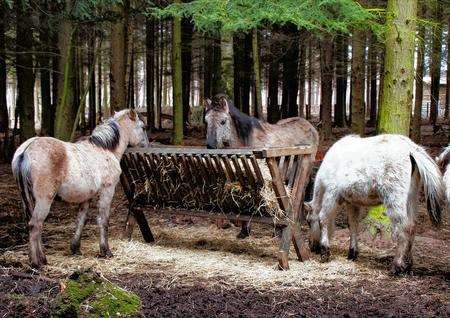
[0,127,449,317]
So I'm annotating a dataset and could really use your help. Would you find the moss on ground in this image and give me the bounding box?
[364,205,391,237]
[52,270,140,318]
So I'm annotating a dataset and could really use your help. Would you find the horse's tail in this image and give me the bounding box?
[12,138,36,220]
[409,145,445,226]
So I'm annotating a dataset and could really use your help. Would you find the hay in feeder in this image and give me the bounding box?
[128,155,291,221]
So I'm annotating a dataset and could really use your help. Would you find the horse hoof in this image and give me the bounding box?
[391,263,412,276]
[70,243,82,256]
[309,242,321,254]
[347,248,359,261]
[320,246,331,263]
[98,248,114,259]
[236,230,250,239]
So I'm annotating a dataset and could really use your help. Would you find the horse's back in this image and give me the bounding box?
[271,117,319,147]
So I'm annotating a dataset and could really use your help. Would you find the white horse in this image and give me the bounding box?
[12,109,149,268]
[436,145,450,211]
[305,134,445,274]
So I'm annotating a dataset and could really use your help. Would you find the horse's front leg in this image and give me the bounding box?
[347,205,361,261]
[318,193,339,262]
[97,186,116,258]
[71,201,90,255]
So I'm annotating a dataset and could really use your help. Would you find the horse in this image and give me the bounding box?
[436,145,450,211]
[204,94,319,238]
[12,109,149,268]
[305,134,445,274]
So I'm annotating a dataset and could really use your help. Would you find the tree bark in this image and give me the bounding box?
[88,33,96,129]
[320,34,333,139]
[334,34,348,127]
[267,31,279,124]
[233,34,251,113]
[0,2,8,161]
[0,3,7,128]
[110,3,126,111]
[54,2,77,141]
[350,30,366,136]
[252,29,263,119]
[220,32,234,98]
[411,23,425,142]
[446,18,450,121]
[181,18,193,126]
[16,0,35,141]
[367,32,378,127]
[429,2,442,127]
[281,25,299,118]
[298,32,306,118]
[378,0,417,135]
[146,17,155,130]
[39,1,53,136]
[172,3,183,144]
[307,38,313,120]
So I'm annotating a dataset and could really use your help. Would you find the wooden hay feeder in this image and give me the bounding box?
[120,145,314,270]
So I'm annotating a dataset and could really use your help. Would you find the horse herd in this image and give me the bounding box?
[11,95,449,275]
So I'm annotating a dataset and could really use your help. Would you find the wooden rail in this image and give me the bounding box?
[121,145,314,270]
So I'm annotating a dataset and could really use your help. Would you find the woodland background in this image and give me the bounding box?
[0,0,449,157]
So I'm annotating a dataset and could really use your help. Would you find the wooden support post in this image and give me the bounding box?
[132,207,155,243]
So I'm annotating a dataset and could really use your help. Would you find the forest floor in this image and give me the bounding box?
[0,125,449,317]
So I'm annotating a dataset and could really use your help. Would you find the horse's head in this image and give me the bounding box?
[204,94,233,149]
[304,202,321,253]
[116,109,149,148]
[436,145,450,171]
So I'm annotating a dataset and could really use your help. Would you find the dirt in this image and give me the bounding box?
[0,127,449,317]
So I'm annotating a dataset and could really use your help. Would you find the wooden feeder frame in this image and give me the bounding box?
[120,145,314,270]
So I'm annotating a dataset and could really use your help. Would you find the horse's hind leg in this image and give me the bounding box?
[97,186,115,258]
[386,197,412,275]
[29,198,51,268]
[347,204,361,261]
[71,201,90,255]
[318,193,339,262]
[237,221,251,239]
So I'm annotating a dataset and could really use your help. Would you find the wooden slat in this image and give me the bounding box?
[250,156,264,184]
[212,155,230,181]
[266,157,290,212]
[230,155,246,186]
[239,155,256,188]
[287,155,301,189]
[260,146,314,158]
[221,155,237,182]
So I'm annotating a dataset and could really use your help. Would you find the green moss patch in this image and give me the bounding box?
[52,270,140,318]
[363,205,391,237]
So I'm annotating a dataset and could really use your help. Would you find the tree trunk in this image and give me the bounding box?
[220,32,234,98]
[0,2,8,161]
[110,3,126,111]
[411,23,425,142]
[334,34,348,127]
[298,32,306,118]
[16,0,35,141]
[320,34,333,139]
[88,33,96,129]
[172,3,183,144]
[267,33,279,124]
[97,38,102,122]
[39,1,53,136]
[378,0,417,135]
[54,3,77,141]
[181,18,193,126]
[307,38,313,120]
[204,36,213,99]
[146,17,155,130]
[0,2,9,145]
[446,18,450,121]
[281,26,299,118]
[429,3,443,127]
[367,32,378,127]
[350,30,366,135]
[252,29,263,119]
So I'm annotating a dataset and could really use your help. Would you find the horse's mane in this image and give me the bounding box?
[88,119,121,151]
[227,101,262,145]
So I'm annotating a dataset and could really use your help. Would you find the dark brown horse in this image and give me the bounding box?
[204,94,319,237]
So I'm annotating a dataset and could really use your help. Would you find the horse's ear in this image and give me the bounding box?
[204,98,212,111]
[218,96,229,112]
[129,109,137,121]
